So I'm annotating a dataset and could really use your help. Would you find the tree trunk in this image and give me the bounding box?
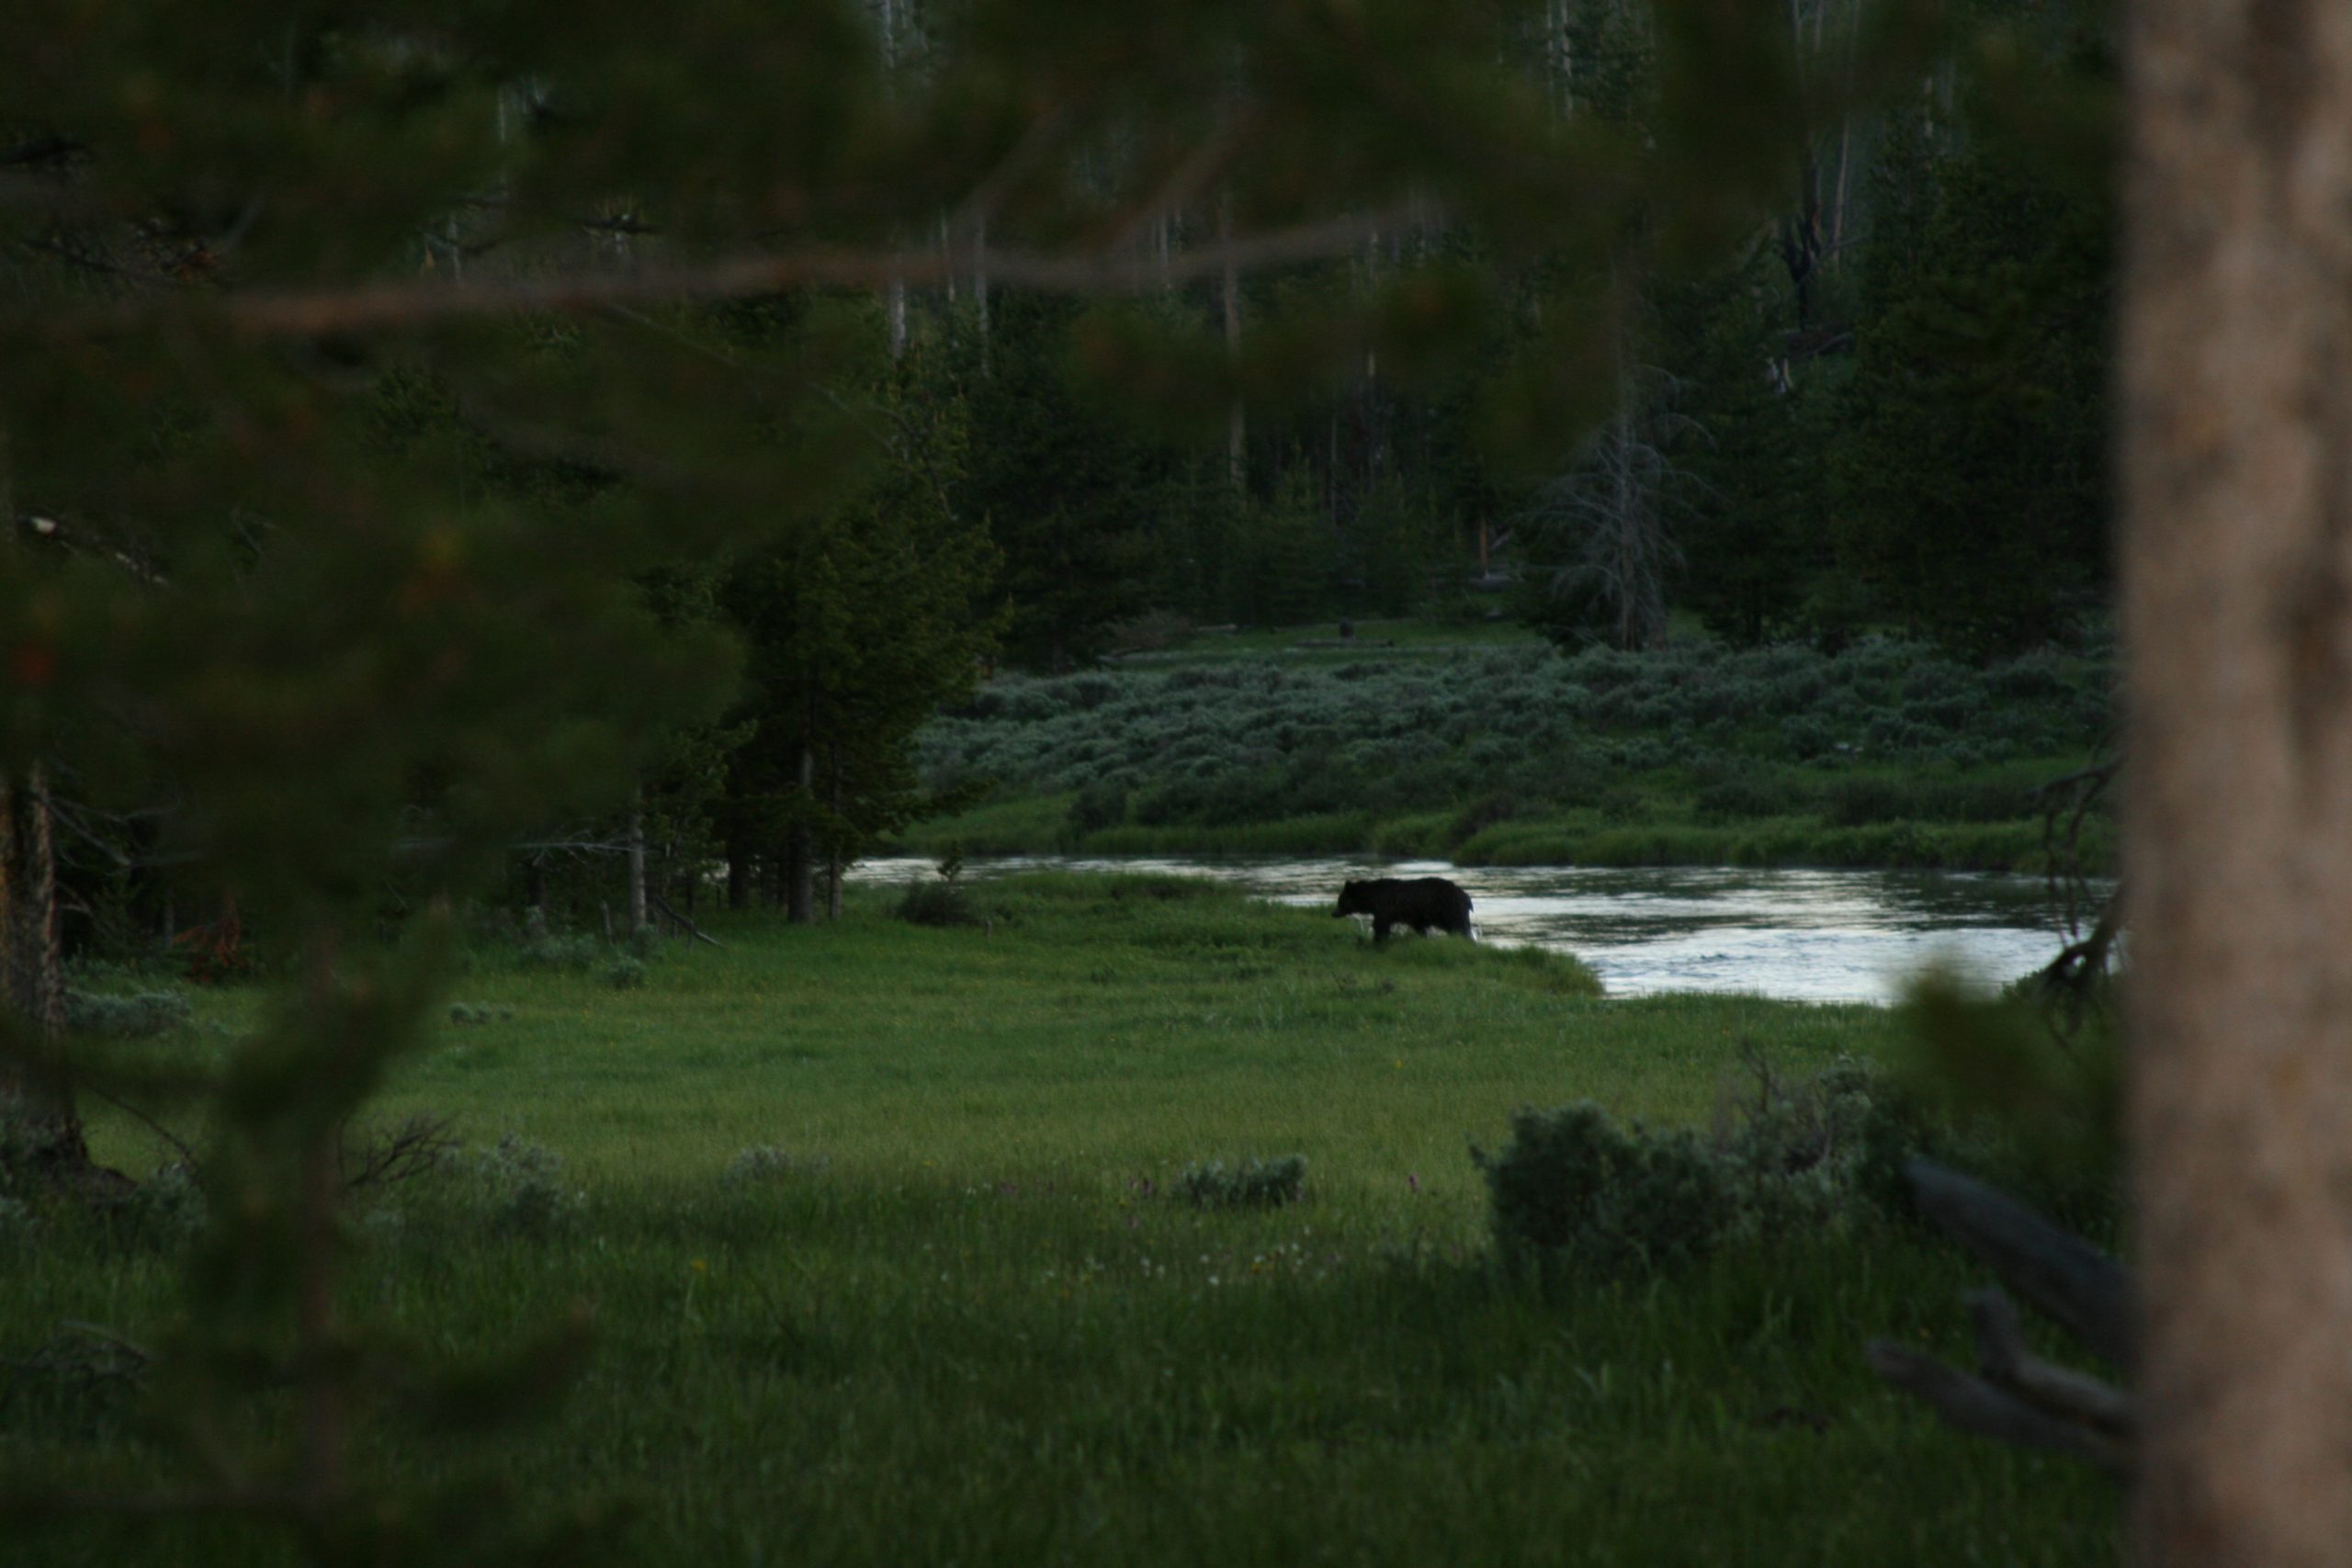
[0,763,88,1171]
[624,788,648,935]
[1221,196,1245,501]
[2122,6,2352,1562]
[975,213,990,378]
[786,739,817,925]
[725,803,752,909]
[825,758,845,921]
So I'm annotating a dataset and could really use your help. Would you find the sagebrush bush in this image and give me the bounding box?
[121,1161,208,1243]
[468,1134,583,1235]
[517,931,605,974]
[63,987,193,1039]
[1477,1055,1925,1279]
[1175,1155,1307,1211]
[896,879,979,927]
[914,635,2112,846]
[0,1103,85,1199]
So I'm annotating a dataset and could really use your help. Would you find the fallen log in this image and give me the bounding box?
[1869,1159,2135,1473]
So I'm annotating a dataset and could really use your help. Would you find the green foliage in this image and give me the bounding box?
[1175,1155,1309,1212]
[1826,106,2113,654]
[467,1134,587,1237]
[716,321,1004,910]
[119,1159,207,1244]
[1477,1053,1922,1279]
[911,632,2113,864]
[516,930,608,975]
[1895,973,2123,1232]
[62,988,192,1041]
[894,878,979,928]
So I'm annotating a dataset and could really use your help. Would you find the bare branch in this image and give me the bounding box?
[1905,1157,2135,1369]
[1866,1340,2129,1474]
[82,1084,201,1172]
[1968,1288,2135,1435]
[27,207,1429,344]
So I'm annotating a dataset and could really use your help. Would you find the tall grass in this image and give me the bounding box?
[6,879,2116,1565]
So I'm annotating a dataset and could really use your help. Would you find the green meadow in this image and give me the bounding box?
[5,877,2116,1565]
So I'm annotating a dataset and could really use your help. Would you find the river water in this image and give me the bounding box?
[849,854,2099,1006]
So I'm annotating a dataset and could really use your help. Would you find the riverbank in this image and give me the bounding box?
[891,790,2109,873]
[850,858,2085,1003]
[903,626,2116,874]
[15,876,2114,1565]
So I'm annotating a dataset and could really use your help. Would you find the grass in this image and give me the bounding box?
[6,877,2118,1565]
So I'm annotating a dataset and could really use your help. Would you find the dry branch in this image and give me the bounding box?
[1905,1157,2133,1368]
[28,207,1427,345]
[1870,1160,2136,1475]
[1867,1340,2129,1475]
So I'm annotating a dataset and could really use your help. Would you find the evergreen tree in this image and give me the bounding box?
[1828,103,2113,653]
[718,325,1001,919]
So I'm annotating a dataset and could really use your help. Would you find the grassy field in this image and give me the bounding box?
[5,877,2117,1565]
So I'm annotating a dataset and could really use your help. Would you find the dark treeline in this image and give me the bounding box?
[945,0,2115,664]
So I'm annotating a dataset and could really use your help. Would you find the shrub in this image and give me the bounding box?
[517,931,604,974]
[896,879,978,927]
[0,1103,86,1198]
[1477,1054,1925,1279]
[603,957,647,990]
[1175,1155,1307,1211]
[468,1134,583,1235]
[63,988,193,1039]
[1065,779,1129,837]
[120,1161,208,1243]
[447,1001,514,1025]
[1476,1104,1732,1276]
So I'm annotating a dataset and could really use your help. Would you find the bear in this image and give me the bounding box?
[1333,876,1476,942]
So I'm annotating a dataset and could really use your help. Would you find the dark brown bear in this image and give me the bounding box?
[1333,876,1475,942]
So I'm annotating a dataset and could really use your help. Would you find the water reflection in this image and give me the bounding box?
[848,855,2098,1006]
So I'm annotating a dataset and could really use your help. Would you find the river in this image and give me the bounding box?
[848,854,2100,1005]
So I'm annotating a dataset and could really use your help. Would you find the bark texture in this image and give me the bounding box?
[0,764,87,1168]
[2122,4,2352,1560]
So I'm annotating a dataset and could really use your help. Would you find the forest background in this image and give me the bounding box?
[10,0,2117,953]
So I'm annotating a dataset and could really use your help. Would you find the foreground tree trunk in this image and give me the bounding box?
[2122,5,2352,1560]
[0,764,88,1169]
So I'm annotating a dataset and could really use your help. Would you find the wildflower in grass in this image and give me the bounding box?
[690,1258,708,1275]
